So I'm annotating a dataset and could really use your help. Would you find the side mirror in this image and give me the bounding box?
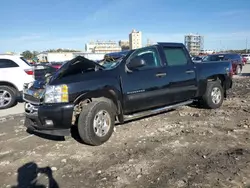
[127,57,145,70]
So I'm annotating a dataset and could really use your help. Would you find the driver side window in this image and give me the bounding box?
[128,47,161,70]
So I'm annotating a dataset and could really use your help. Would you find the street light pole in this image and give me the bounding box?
[246,38,248,53]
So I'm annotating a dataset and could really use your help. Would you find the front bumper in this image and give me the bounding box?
[24,102,74,136]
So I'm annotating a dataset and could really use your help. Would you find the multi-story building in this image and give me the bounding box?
[200,49,215,54]
[129,29,142,50]
[184,33,204,55]
[85,40,121,53]
[119,40,130,51]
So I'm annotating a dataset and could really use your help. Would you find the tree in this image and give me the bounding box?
[21,50,34,59]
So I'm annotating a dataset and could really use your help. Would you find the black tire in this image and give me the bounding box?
[201,81,224,109]
[77,99,115,146]
[235,65,242,75]
[0,86,17,109]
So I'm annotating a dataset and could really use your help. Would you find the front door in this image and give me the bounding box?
[121,46,170,114]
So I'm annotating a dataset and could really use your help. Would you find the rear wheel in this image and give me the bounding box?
[235,65,242,75]
[77,99,115,146]
[0,86,17,109]
[201,81,224,109]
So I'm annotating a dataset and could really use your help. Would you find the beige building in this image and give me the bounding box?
[129,29,142,50]
[184,33,204,55]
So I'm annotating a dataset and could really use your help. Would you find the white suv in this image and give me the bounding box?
[242,54,250,62]
[0,55,34,109]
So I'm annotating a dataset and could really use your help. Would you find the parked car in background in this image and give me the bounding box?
[31,64,58,81]
[241,56,247,65]
[49,61,66,70]
[203,53,243,75]
[242,54,250,63]
[0,55,34,109]
[192,56,203,63]
[23,42,232,146]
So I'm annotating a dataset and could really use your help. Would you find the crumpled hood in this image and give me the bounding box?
[49,56,104,83]
[23,56,104,102]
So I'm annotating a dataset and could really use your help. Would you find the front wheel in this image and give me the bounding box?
[201,81,224,109]
[77,99,115,146]
[0,86,17,109]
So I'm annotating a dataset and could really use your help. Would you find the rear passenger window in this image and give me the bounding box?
[163,48,188,66]
[0,59,19,68]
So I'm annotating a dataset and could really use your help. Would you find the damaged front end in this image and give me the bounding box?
[23,79,48,105]
[22,75,74,137]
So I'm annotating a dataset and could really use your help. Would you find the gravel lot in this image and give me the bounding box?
[0,74,250,187]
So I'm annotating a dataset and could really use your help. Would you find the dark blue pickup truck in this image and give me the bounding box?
[23,42,233,146]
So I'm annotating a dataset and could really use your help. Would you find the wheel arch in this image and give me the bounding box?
[206,74,227,97]
[71,88,123,125]
[207,74,225,85]
[0,81,18,91]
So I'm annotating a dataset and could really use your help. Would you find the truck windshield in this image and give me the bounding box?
[99,58,123,69]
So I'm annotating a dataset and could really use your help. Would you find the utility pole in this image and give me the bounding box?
[219,40,222,52]
[246,38,248,53]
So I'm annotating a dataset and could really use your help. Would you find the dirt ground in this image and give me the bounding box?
[0,76,250,188]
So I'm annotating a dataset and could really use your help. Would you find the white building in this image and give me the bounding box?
[184,33,204,55]
[85,40,121,53]
[37,52,74,62]
[73,52,105,61]
[37,52,48,62]
[129,29,142,50]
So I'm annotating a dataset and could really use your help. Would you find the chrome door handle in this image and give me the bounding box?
[156,73,166,77]
[186,70,194,74]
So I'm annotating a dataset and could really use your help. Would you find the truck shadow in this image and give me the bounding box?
[241,73,250,76]
[26,129,65,141]
[11,162,59,188]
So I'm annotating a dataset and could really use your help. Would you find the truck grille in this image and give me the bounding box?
[23,94,41,104]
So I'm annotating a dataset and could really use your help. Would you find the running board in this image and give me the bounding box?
[123,100,193,122]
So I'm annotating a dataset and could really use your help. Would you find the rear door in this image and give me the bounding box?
[0,59,22,90]
[160,46,198,103]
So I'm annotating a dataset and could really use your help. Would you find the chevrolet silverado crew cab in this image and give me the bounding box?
[23,43,233,146]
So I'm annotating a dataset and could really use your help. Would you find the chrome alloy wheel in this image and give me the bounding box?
[211,87,222,104]
[93,110,111,137]
[0,89,12,108]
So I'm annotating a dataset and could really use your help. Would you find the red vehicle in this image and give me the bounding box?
[203,53,243,75]
[51,63,62,70]
[50,62,65,70]
[242,56,247,65]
